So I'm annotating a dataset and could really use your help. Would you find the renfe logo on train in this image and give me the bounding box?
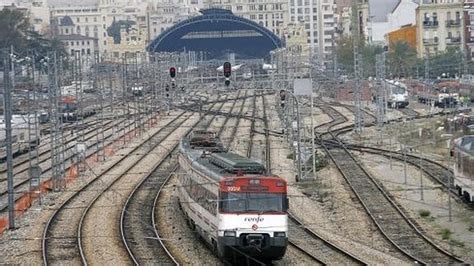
[244,217,264,222]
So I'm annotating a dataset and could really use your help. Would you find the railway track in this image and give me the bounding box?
[315,105,348,136]
[42,111,191,265]
[225,91,248,149]
[316,103,469,205]
[310,103,464,263]
[217,90,241,140]
[0,117,139,212]
[398,107,419,117]
[338,143,472,205]
[320,133,463,264]
[288,213,366,265]
[247,90,258,158]
[121,159,179,265]
[272,97,366,264]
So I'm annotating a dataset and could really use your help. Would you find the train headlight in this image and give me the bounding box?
[274,232,286,237]
[224,230,236,237]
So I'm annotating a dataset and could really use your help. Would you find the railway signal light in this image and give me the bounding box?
[165,84,170,98]
[169,67,176,78]
[280,89,286,107]
[223,62,231,78]
[279,90,286,101]
[225,78,230,87]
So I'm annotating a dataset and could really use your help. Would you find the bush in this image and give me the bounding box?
[418,209,431,218]
[286,153,294,160]
[440,228,452,240]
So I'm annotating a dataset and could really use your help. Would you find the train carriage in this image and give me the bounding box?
[453,135,474,203]
[177,130,288,262]
[0,115,40,160]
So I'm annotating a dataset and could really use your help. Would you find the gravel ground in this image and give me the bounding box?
[358,152,474,264]
[0,111,181,264]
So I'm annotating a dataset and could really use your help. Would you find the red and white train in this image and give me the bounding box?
[452,135,474,203]
[177,130,288,262]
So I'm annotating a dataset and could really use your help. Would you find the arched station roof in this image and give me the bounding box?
[147,8,284,59]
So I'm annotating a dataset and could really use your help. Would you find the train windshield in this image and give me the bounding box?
[392,86,406,95]
[219,192,287,214]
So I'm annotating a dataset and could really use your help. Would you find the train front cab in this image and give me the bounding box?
[217,177,288,262]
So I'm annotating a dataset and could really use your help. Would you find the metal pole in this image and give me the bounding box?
[419,154,424,201]
[403,144,407,185]
[389,136,393,170]
[311,86,316,179]
[294,94,302,181]
[4,51,15,229]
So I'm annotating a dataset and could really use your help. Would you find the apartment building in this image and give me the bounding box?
[50,0,150,55]
[50,5,106,51]
[149,0,192,41]
[335,0,370,43]
[188,0,289,37]
[464,0,474,60]
[286,0,337,63]
[416,0,464,58]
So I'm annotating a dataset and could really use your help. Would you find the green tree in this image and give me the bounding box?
[335,37,383,78]
[388,41,417,78]
[429,47,463,78]
[0,8,30,51]
[362,43,383,77]
[0,8,66,68]
[335,37,354,74]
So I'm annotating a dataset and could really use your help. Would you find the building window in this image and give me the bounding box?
[87,48,91,55]
[77,17,80,23]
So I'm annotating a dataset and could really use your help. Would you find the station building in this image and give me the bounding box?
[148,8,284,60]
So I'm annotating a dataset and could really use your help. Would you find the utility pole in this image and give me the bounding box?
[4,49,15,229]
[352,2,363,134]
[95,52,105,161]
[48,52,64,191]
[424,51,432,115]
[375,53,386,143]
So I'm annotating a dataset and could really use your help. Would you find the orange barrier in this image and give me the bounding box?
[0,115,159,235]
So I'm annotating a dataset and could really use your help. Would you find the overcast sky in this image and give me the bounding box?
[369,0,399,22]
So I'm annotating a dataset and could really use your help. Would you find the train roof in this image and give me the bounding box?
[209,152,265,174]
[455,135,474,156]
[180,134,266,181]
